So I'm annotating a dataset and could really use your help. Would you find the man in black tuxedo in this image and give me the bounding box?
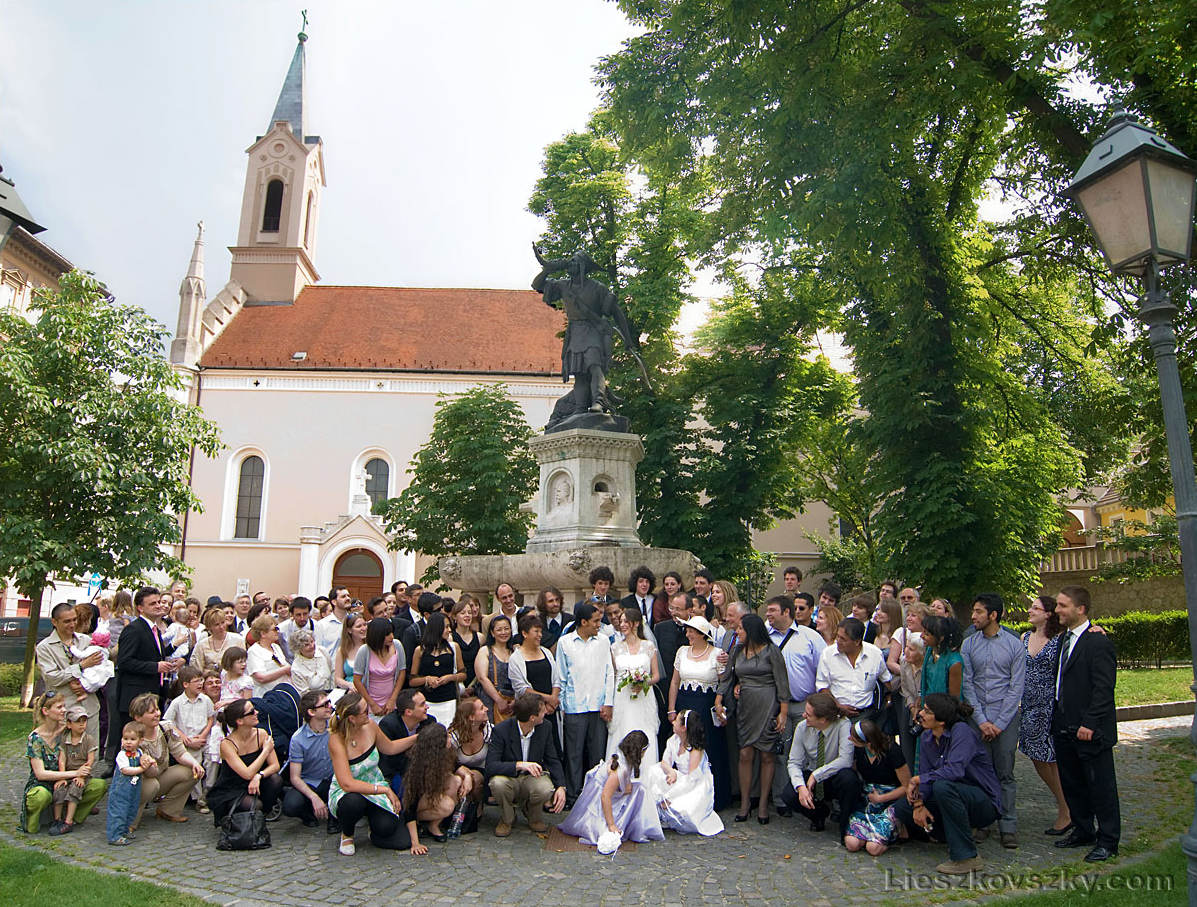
[106,586,175,762]
[1051,585,1120,862]
[620,565,657,624]
[485,691,567,837]
[653,591,691,751]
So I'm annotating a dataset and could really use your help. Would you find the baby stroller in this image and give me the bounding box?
[249,683,301,821]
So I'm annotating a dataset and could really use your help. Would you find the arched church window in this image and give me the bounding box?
[262,179,284,232]
[365,458,389,507]
[303,191,314,247]
[235,456,265,538]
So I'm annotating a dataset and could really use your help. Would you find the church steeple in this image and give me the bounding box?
[170,221,207,367]
[229,23,325,304]
[268,31,307,140]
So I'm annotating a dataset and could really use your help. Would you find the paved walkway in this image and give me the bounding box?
[2,716,1192,906]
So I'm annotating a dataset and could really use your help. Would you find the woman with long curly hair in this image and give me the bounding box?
[402,722,476,853]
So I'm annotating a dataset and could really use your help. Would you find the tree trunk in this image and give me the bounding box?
[20,578,46,708]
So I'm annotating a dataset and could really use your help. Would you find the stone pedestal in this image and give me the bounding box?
[525,429,643,552]
[439,546,702,608]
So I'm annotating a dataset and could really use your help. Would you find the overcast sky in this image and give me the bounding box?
[0,1,643,333]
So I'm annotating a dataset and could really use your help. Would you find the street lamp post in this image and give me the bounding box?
[1066,108,1197,896]
[0,163,45,258]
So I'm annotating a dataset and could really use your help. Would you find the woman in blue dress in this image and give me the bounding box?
[1019,595,1071,835]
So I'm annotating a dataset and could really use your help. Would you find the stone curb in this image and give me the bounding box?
[1116,700,1194,722]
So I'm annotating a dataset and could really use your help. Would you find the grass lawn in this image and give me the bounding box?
[990,839,1188,905]
[0,840,211,907]
[1,696,30,749]
[1117,667,1194,707]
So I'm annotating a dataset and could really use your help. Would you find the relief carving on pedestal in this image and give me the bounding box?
[548,471,574,512]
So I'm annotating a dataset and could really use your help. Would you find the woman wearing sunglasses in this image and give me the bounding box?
[206,698,283,825]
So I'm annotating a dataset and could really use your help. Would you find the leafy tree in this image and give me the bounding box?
[0,272,222,704]
[683,271,851,578]
[594,1,1149,602]
[374,385,537,585]
[1089,513,1182,583]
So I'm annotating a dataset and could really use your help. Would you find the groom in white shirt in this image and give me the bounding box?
[557,603,615,805]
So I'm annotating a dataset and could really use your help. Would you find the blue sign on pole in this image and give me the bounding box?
[87,573,103,598]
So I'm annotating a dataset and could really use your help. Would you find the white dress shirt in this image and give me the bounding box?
[815,641,892,710]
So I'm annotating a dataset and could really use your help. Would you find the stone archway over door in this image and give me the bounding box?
[331,548,383,605]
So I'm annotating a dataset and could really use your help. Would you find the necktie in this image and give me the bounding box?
[814,730,826,800]
[1057,631,1075,700]
[153,625,165,686]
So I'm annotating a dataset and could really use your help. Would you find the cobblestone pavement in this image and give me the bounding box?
[2,716,1192,906]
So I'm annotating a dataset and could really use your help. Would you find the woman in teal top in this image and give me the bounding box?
[328,692,414,855]
[919,616,964,702]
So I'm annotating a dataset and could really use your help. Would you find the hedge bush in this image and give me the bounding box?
[0,663,24,697]
[1004,609,1191,668]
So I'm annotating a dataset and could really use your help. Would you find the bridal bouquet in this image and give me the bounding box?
[616,667,652,699]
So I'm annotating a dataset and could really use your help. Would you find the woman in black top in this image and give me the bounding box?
[410,612,465,726]
[449,600,480,690]
[843,718,911,855]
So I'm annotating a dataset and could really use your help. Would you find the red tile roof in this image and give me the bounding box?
[200,285,565,374]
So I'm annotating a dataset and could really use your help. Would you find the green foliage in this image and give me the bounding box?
[724,549,777,612]
[596,2,1135,603]
[805,530,879,597]
[1090,514,1182,583]
[0,271,222,702]
[1004,611,1191,667]
[1095,610,1193,668]
[375,385,537,585]
[0,664,24,697]
[683,272,851,579]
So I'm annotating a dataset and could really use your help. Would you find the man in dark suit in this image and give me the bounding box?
[620,565,657,624]
[400,592,442,676]
[1051,585,1120,863]
[105,586,175,763]
[538,587,572,650]
[653,591,691,751]
[485,691,567,837]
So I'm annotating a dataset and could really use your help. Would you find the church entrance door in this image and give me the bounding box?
[331,548,384,605]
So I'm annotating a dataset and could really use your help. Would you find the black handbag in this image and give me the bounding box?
[217,798,271,851]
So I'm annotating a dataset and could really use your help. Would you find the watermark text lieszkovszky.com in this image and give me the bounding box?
[884,867,1174,894]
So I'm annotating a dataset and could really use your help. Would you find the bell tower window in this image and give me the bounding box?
[262,179,284,233]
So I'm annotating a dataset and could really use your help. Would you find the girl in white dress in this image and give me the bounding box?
[647,709,724,836]
[607,607,660,765]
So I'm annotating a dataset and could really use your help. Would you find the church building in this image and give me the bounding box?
[170,33,566,602]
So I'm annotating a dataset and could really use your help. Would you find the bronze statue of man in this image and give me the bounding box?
[532,244,640,424]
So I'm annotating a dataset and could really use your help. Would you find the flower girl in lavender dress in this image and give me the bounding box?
[559,731,664,848]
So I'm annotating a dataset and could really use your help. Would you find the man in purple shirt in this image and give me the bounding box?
[895,693,1001,875]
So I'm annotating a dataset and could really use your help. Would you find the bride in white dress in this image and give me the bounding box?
[607,607,660,766]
